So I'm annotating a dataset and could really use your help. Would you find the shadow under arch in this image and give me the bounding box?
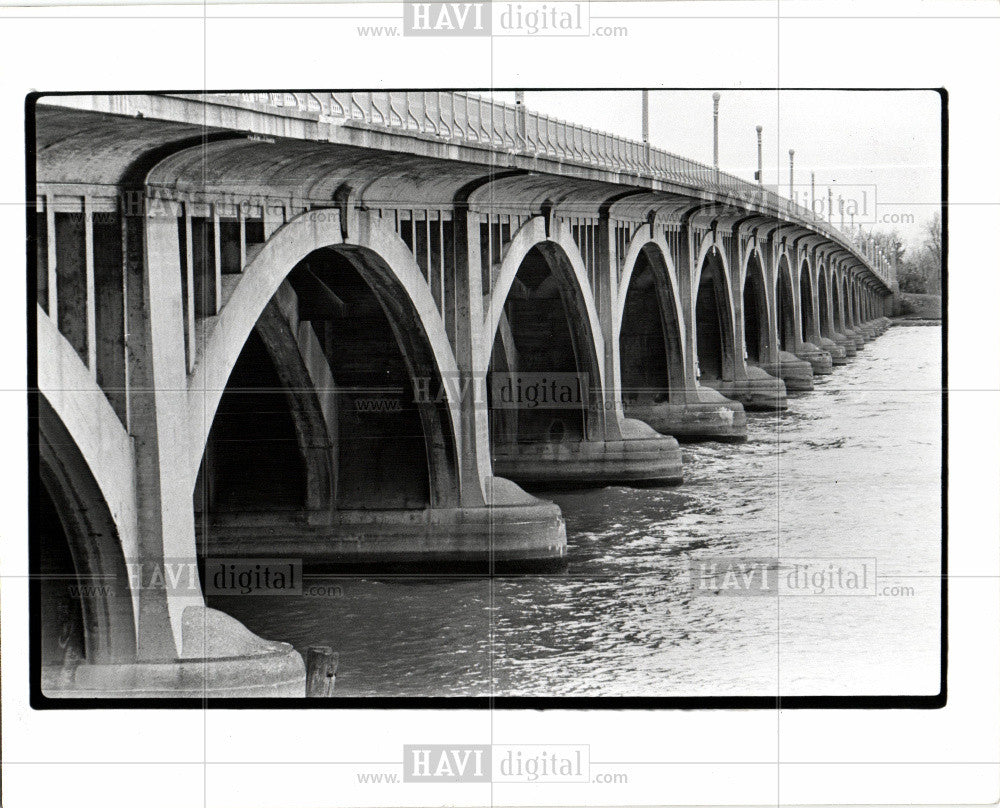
[843,275,854,328]
[742,250,771,364]
[832,271,845,332]
[694,246,738,384]
[488,240,603,447]
[35,396,137,670]
[195,244,461,515]
[776,254,797,351]
[817,269,832,337]
[618,242,686,408]
[800,261,817,343]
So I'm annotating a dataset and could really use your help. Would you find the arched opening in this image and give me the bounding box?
[800,263,816,343]
[619,245,685,410]
[817,271,831,337]
[695,249,734,383]
[197,327,308,512]
[35,400,137,674]
[196,246,458,517]
[833,274,843,331]
[488,243,599,447]
[776,257,796,351]
[742,252,769,364]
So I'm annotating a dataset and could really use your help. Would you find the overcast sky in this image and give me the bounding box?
[491,90,942,250]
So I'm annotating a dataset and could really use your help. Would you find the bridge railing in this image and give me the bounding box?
[205,91,893,286]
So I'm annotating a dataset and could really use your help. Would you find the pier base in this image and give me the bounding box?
[843,328,865,351]
[760,350,815,392]
[626,387,747,443]
[41,606,306,698]
[708,365,788,411]
[197,477,568,568]
[818,336,848,365]
[831,331,857,358]
[795,341,834,375]
[494,419,683,489]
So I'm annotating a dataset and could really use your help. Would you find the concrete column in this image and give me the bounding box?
[211,204,223,311]
[723,229,749,384]
[83,197,98,374]
[676,220,699,386]
[807,261,823,344]
[760,239,781,366]
[595,211,624,441]
[238,203,247,270]
[183,209,196,373]
[46,195,58,318]
[124,202,205,659]
[788,252,805,353]
[453,206,491,506]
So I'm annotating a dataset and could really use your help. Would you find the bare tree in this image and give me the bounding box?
[924,212,942,267]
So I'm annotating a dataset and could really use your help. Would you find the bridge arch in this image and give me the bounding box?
[485,218,605,446]
[188,211,462,510]
[776,253,797,351]
[616,237,686,410]
[693,241,738,384]
[817,266,832,337]
[37,395,137,671]
[483,216,604,381]
[187,212,461,481]
[843,275,855,327]
[741,247,771,364]
[832,268,845,332]
[799,259,817,343]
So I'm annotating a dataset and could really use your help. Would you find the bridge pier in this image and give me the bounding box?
[197,480,567,570]
[759,351,815,392]
[818,336,849,365]
[493,418,683,488]
[728,364,790,411]
[42,606,306,697]
[843,328,866,350]
[794,341,834,375]
[831,331,858,358]
[626,385,748,442]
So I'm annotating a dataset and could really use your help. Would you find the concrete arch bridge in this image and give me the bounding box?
[31,92,894,696]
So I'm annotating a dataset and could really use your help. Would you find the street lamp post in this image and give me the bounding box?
[788,149,795,200]
[827,187,834,224]
[756,125,763,186]
[515,90,526,141]
[811,171,816,218]
[642,90,649,144]
[642,90,650,163]
[712,92,720,178]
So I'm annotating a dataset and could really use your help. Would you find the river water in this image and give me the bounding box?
[213,326,942,698]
